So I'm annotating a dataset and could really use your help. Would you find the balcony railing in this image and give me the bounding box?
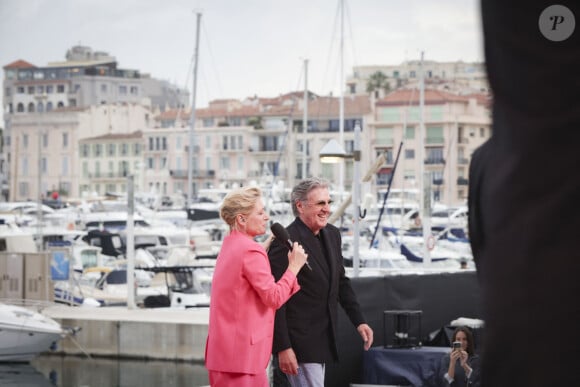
[169,169,215,179]
[424,158,446,165]
[457,177,469,185]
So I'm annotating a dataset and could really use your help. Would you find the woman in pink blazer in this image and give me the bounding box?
[205,186,308,387]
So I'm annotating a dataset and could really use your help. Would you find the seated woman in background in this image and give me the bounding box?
[439,326,481,386]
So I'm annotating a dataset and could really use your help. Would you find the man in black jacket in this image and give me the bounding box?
[269,177,373,386]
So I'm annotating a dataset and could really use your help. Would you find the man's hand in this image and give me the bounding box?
[357,323,374,350]
[278,348,299,375]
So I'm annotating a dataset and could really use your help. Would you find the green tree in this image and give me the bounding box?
[366,71,390,96]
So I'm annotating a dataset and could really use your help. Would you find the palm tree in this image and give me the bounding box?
[366,71,390,97]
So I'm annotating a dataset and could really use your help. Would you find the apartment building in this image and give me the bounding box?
[1,45,188,200]
[347,59,488,98]
[9,103,150,201]
[369,88,491,206]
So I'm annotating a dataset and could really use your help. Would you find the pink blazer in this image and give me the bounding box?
[205,230,300,374]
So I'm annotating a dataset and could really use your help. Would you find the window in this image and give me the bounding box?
[28,86,35,94]
[119,85,127,95]
[19,182,29,197]
[220,156,230,169]
[23,134,28,149]
[426,147,444,164]
[133,143,140,156]
[238,155,244,170]
[21,157,28,176]
[17,86,25,94]
[375,127,393,146]
[121,143,128,156]
[101,84,108,93]
[130,86,138,95]
[405,126,415,139]
[206,156,211,169]
[43,133,48,148]
[46,85,54,94]
[162,137,167,150]
[81,144,89,157]
[61,156,68,176]
[41,157,47,173]
[176,136,182,150]
[480,127,485,137]
[94,144,102,157]
[405,149,415,159]
[147,157,154,169]
[203,118,214,127]
[57,85,65,93]
[426,127,444,144]
[83,162,89,178]
[148,137,154,151]
[429,106,444,121]
[161,157,167,169]
[379,107,401,122]
[108,144,116,157]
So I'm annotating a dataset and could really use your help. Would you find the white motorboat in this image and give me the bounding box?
[0,303,64,362]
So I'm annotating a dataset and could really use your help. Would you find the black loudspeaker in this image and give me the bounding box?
[383,310,422,348]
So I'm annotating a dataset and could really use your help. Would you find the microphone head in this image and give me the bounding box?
[270,222,292,250]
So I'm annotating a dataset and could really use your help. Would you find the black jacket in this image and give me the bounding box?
[268,217,366,363]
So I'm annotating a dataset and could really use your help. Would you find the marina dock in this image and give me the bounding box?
[42,305,210,362]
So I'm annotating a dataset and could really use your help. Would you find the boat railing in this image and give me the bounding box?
[0,298,59,313]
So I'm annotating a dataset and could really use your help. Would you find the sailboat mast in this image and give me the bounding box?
[419,51,432,266]
[302,59,308,179]
[338,0,345,199]
[187,12,202,206]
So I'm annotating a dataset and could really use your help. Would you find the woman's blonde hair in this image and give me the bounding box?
[220,186,262,229]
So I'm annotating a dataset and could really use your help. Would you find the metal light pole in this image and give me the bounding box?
[34,94,47,252]
[352,122,362,277]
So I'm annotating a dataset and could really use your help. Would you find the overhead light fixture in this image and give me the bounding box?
[319,138,349,163]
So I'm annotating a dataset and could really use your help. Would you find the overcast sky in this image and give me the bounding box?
[0,0,483,113]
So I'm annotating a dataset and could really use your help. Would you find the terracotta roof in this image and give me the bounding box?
[155,94,371,121]
[82,131,143,141]
[377,88,475,106]
[3,60,36,69]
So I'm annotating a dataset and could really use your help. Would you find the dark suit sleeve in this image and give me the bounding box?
[467,140,490,274]
[268,238,292,353]
[331,227,366,327]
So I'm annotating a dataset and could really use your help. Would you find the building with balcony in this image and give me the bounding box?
[2,45,189,200]
[347,59,488,99]
[9,103,151,201]
[370,88,491,206]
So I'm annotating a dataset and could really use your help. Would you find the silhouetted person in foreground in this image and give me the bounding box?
[471,1,580,386]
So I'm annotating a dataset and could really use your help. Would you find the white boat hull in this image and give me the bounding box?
[0,304,63,362]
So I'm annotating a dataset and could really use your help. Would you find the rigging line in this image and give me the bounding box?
[344,0,358,70]
[317,0,341,117]
[269,66,305,200]
[174,25,197,126]
[200,18,225,102]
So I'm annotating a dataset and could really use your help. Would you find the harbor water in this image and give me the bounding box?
[1,355,209,387]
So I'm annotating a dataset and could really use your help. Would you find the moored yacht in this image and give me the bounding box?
[0,303,64,362]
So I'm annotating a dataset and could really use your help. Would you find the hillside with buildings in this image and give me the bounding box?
[1,45,490,207]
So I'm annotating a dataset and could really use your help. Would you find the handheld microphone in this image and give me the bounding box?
[270,222,312,270]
